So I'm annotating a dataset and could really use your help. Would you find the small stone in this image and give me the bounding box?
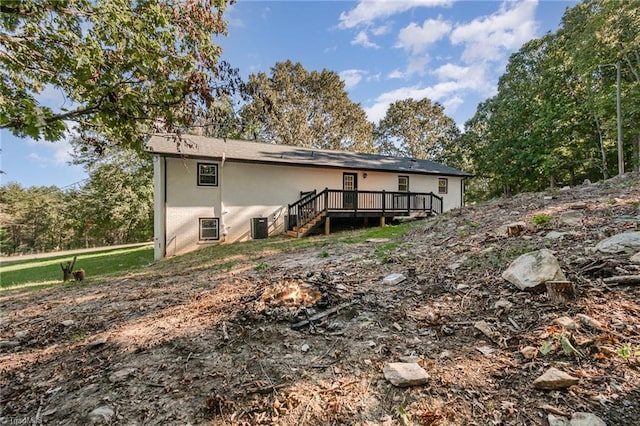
[14,330,29,340]
[398,355,422,363]
[439,350,451,359]
[88,406,115,423]
[474,320,496,339]
[520,346,538,359]
[383,362,429,387]
[334,283,348,291]
[543,195,555,200]
[61,320,75,327]
[108,367,136,383]
[301,343,310,352]
[576,314,604,331]
[382,273,406,285]
[476,345,496,355]
[630,252,640,264]
[364,359,372,365]
[456,284,470,291]
[545,231,567,240]
[391,322,402,332]
[554,316,579,330]
[494,299,513,310]
[533,367,579,390]
[569,202,588,210]
[570,412,606,426]
[366,238,391,243]
[548,414,570,426]
[559,210,584,226]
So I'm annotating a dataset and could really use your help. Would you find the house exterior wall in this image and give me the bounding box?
[156,157,465,258]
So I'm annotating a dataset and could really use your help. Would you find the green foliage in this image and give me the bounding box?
[0,0,241,150]
[242,60,375,152]
[617,343,640,360]
[463,0,640,200]
[539,332,584,358]
[375,98,460,164]
[532,214,552,226]
[254,261,269,271]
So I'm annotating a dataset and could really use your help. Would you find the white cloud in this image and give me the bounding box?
[450,0,539,63]
[406,55,431,77]
[388,69,407,80]
[27,137,75,165]
[395,18,451,54]
[351,31,380,49]
[339,69,367,89]
[338,0,454,29]
[442,95,464,113]
[372,24,392,36]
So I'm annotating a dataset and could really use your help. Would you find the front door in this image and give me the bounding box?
[343,173,358,210]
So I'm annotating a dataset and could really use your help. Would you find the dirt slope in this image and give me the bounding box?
[2,174,640,425]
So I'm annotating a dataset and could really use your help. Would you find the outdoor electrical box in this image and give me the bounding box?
[251,217,268,239]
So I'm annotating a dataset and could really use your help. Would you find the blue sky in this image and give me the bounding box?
[1,0,577,189]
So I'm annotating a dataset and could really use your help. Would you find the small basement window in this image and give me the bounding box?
[198,163,218,186]
[199,218,219,241]
[398,175,409,192]
[438,178,448,194]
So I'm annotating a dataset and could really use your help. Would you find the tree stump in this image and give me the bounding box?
[60,256,78,282]
[545,281,575,304]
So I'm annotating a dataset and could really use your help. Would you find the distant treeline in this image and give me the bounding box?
[0,154,152,255]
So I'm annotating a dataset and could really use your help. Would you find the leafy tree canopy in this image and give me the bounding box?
[0,0,241,153]
[242,60,375,153]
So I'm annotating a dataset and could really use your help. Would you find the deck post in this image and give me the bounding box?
[324,216,330,235]
[382,190,386,214]
[380,216,385,227]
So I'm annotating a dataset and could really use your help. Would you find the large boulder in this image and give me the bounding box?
[502,249,566,291]
[595,231,640,254]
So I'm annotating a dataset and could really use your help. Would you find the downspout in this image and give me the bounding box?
[163,157,167,257]
[220,152,226,242]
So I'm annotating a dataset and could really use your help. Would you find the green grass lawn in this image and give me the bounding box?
[0,218,428,292]
[0,245,154,290]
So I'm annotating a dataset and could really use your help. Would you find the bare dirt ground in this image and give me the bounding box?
[2,174,640,425]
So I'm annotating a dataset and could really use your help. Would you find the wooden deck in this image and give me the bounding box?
[286,188,443,238]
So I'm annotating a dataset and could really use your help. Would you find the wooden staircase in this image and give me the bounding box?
[286,211,327,238]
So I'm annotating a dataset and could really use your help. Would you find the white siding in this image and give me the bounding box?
[159,158,465,255]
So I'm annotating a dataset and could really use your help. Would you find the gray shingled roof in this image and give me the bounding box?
[145,134,472,177]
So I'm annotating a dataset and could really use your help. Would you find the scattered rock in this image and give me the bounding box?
[391,322,402,332]
[576,314,604,331]
[383,362,429,387]
[382,273,406,285]
[554,316,579,330]
[630,252,640,264]
[88,406,115,423]
[366,238,391,243]
[533,367,579,390]
[398,355,422,364]
[476,345,496,355]
[109,367,136,383]
[545,231,567,240]
[543,195,555,200]
[439,350,451,359]
[502,249,567,291]
[548,414,571,426]
[456,284,470,291]
[474,320,497,339]
[569,202,588,210]
[595,231,640,254]
[14,330,29,340]
[0,340,20,349]
[61,319,75,327]
[496,221,528,237]
[559,210,584,226]
[300,343,310,352]
[570,412,606,426]
[494,299,513,310]
[520,346,538,359]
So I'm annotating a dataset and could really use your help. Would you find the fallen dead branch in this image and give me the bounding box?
[290,301,355,330]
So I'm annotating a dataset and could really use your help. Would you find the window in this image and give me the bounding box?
[199,218,219,241]
[398,176,409,192]
[198,163,218,186]
[438,178,448,194]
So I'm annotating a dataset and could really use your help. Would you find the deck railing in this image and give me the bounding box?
[287,188,443,231]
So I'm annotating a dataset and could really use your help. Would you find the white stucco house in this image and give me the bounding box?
[145,134,472,259]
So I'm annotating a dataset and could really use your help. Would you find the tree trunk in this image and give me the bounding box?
[594,116,609,180]
[634,134,640,173]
